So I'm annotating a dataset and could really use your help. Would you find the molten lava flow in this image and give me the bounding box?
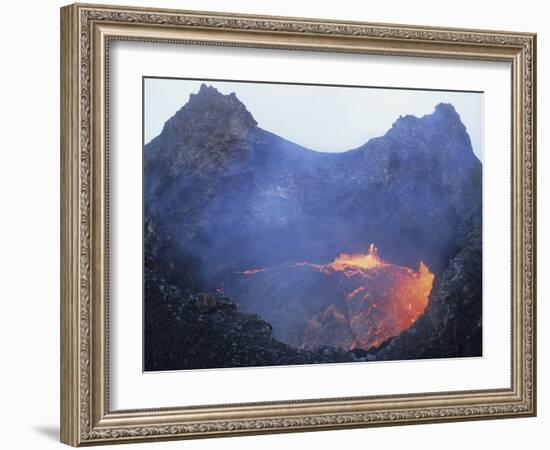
[236,268,266,275]
[297,244,386,277]
[329,243,385,271]
[346,285,367,300]
[231,243,435,352]
[390,261,434,330]
[301,244,435,352]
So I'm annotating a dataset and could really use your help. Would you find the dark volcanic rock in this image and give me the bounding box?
[146,83,257,176]
[144,287,358,371]
[144,226,358,370]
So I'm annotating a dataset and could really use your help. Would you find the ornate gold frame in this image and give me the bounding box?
[60,3,536,446]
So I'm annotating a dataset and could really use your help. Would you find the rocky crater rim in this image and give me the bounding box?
[161,83,258,135]
[152,85,473,157]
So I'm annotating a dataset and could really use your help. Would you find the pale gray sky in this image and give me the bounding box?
[144,78,483,161]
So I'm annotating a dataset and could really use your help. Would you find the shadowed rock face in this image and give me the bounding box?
[143,221,359,371]
[144,84,482,368]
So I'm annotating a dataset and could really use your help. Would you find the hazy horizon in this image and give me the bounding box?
[144,78,483,162]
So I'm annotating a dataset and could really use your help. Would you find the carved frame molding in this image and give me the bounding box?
[60,3,536,446]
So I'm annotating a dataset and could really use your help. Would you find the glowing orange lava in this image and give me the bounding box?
[328,243,385,271]
[235,244,435,352]
[296,244,386,277]
[301,244,435,351]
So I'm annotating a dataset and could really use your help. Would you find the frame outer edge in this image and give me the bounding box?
[529,33,537,416]
[61,2,537,445]
[61,4,81,447]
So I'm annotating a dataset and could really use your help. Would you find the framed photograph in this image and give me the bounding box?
[60,3,537,446]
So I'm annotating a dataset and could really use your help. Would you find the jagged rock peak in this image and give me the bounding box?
[188,83,243,106]
[392,102,462,128]
[433,102,460,117]
[162,83,258,135]
[386,102,469,146]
